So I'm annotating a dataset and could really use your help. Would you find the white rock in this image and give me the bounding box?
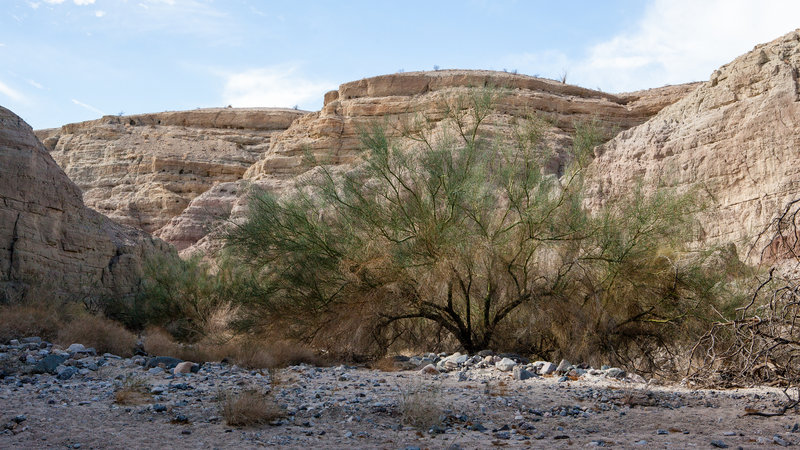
[538,362,556,375]
[496,357,517,372]
[67,343,86,353]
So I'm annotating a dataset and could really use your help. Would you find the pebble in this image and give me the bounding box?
[774,435,791,447]
[710,439,728,448]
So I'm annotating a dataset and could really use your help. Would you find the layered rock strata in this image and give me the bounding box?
[39,72,695,253]
[167,71,697,254]
[39,108,307,239]
[1,106,171,302]
[585,29,800,260]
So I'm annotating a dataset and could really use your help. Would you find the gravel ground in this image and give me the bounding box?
[2,340,799,449]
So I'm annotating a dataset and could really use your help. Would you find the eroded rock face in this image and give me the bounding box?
[172,71,695,256]
[244,70,698,181]
[41,72,695,254]
[40,108,307,239]
[0,106,171,302]
[585,29,800,260]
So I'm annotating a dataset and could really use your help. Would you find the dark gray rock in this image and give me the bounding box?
[513,366,536,381]
[32,354,68,374]
[56,366,78,380]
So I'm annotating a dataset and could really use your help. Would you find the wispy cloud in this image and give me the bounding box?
[73,0,95,5]
[0,80,27,102]
[222,65,335,109]
[71,98,104,115]
[507,0,800,92]
[43,0,66,4]
[27,79,44,89]
[575,0,800,92]
[94,10,105,17]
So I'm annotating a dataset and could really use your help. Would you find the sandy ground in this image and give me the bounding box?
[2,357,800,449]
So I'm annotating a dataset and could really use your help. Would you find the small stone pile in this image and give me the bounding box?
[406,351,644,383]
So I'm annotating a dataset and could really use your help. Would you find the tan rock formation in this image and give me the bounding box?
[244,70,698,181]
[40,72,695,254]
[40,108,306,241]
[585,29,800,260]
[1,106,172,302]
[167,71,695,256]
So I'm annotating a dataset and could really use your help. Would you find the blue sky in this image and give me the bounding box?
[1,0,798,129]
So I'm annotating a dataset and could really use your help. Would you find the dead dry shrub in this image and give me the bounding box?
[370,356,402,372]
[57,314,137,357]
[142,327,322,369]
[218,389,285,426]
[0,301,64,343]
[114,375,151,405]
[398,382,444,430]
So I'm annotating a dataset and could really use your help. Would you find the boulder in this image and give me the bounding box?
[495,357,517,372]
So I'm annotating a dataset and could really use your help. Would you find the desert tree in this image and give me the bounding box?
[227,88,726,361]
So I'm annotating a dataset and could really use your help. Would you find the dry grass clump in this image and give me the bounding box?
[114,375,151,405]
[142,327,323,369]
[0,301,63,343]
[218,389,285,427]
[57,314,137,357]
[370,356,402,372]
[398,382,444,430]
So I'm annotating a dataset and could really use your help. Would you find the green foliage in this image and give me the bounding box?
[104,255,260,342]
[226,88,736,366]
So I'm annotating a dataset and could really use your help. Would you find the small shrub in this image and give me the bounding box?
[105,255,259,343]
[142,327,322,369]
[398,382,444,430]
[114,375,151,405]
[0,301,63,343]
[370,356,402,372]
[218,389,285,426]
[57,315,137,357]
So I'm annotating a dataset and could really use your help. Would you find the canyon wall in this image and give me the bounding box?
[1,106,172,302]
[585,29,800,260]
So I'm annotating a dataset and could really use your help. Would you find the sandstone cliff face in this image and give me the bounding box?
[244,71,698,181]
[41,72,695,254]
[1,106,171,302]
[164,72,696,257]
[585,29,800,259]
[40,108,306,242]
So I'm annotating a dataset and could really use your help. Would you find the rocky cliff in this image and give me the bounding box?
[585,29,800,260]
[37,72,695,254]
[1,106,172,302]
[39,108,307,244]
[161,71,697,254]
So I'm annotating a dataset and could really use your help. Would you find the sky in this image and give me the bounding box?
[1,0,799,129]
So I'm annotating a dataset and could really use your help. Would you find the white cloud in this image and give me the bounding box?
[95,10,105,17]
[573,0,800,92]
[71,98,104,116]
[28,1,41,9]
[43,0,66,4]
[27,79,44,89]
[508,0,800,93]
[222,65,335,109]
[0,43,5,47]
[73,0,95,5]
[0,80,27,102]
